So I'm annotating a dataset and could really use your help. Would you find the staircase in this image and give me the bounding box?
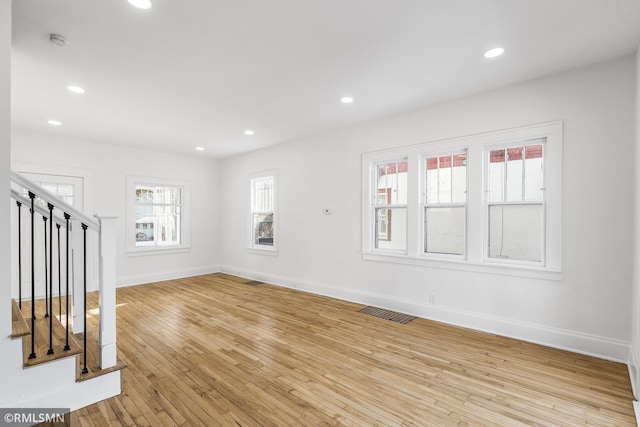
[5,171,125,411]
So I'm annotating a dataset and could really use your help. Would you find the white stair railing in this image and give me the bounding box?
[10,170,117,371]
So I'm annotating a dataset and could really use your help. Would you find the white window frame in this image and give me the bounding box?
[483,140,546,267]
[248,171,278,255]
[372,157,408,254]
[362,121,562,280]
[126,176,191,255]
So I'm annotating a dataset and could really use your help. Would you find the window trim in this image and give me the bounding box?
[248,170,278,255]
[361,121,563,280]
[126,176,191,256]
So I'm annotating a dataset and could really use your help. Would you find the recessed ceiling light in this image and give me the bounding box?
[48,120,62,126]
[340,96,354,104]
[128,0,152,9]
[244,130,255,136]
[195,146,204,151]
[67,85,85,94]
[484,47,505,58]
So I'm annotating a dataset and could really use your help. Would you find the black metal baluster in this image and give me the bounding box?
[28,192,36,359]
[64,213,71,352]
[43,216,49,319]
[47,204,54,355]
[16,201,22,309]
[81,223,88,374]
[57,223,62,319]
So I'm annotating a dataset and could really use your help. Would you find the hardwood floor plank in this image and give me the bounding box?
[69,273,634,425]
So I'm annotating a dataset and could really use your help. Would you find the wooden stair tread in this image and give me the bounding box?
[75,332,128,382]
[11,298,31,338]
[22,313,82,367]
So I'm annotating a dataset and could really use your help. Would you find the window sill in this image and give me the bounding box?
[247,246,278,256]
[361,251,562,281]
[127,245,191,257]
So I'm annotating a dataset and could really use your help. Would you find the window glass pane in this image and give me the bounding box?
[488,204,542,262]
[157,205,181,244]
[375,207,406,251]
[425,206,465,255]
[38,182,75,206]
[253,213,274,246]
[488,149,505,202]
[426,154,466,204]
[252,177,274,212]
[376,160,407,206]
[135,205,154,243]
[426,158,438,204]
[524,144,544,201]
[505,147,523,201]
[438,156,452,203]
[451,153,466,203]
[136,188,153,203]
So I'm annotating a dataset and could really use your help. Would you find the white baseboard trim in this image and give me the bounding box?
[630,350,639,399]
[219,265,630,363]
[116,265,220,288]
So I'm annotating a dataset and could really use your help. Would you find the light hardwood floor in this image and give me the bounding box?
[68,273,635,426]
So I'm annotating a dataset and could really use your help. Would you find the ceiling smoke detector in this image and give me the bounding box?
[49,33,68,47]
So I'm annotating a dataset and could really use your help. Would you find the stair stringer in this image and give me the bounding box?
[0,336,121,411]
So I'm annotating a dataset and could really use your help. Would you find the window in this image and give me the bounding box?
[374,159,408,252]
[134,185,182,247]
[424,152,466,256]
[487,142,544,263]
[362,121,562,279]
[250,174,276,250]
[127,176,190,254]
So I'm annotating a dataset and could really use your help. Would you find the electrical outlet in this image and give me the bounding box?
[428,292,437,304]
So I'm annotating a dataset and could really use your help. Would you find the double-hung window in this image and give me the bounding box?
[424,152,467,256]
[362,121,562,279]
[487,142,544,263]
[250,174,276,251]
[373,159,408,252]
[135,185,182,247]
[127,176,190,254]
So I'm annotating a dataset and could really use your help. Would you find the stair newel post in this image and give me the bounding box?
[47,203,54,355]
[43,215,49,319]
[28,192,36,359]
[81,223,89,375]
[57,223,62,319]
[64,213,71,351]
[96,215,118,369]
[16,201,22,309]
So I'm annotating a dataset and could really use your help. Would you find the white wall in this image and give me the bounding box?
[630,46,640,397]
[11,131,220,288]
[219,56,636,362]
[0,0,12,399]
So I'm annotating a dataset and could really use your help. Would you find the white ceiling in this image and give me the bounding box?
[11,0,640,159]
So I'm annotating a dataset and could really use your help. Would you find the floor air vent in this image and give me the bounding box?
[244,280,263,286]
[357,306,416,324]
